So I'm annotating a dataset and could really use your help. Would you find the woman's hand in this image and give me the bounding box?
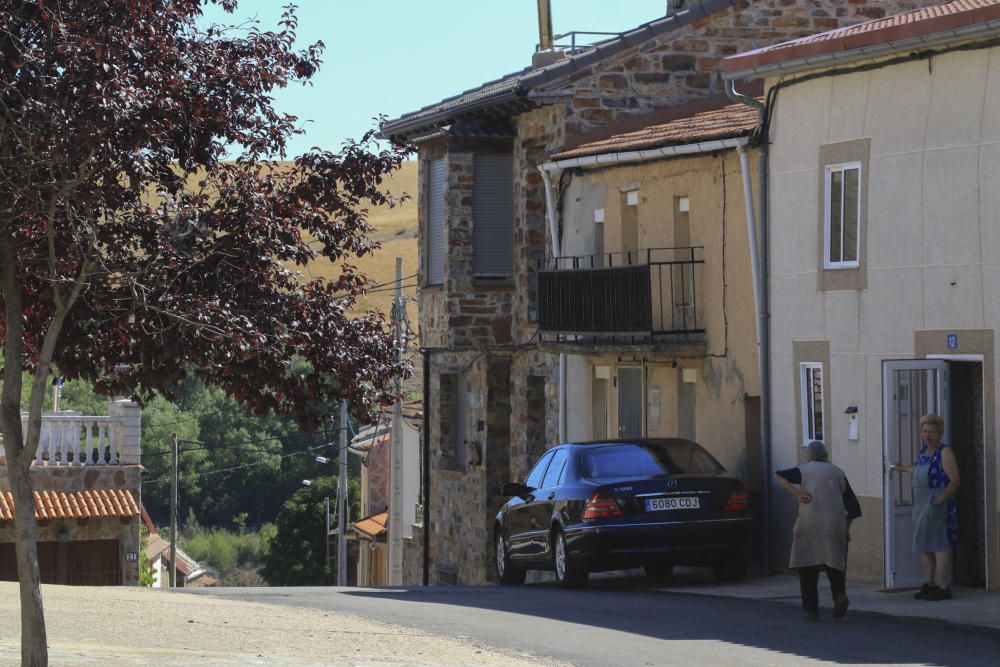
[798,491,813,505]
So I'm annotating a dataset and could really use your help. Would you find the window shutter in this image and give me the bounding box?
[473,154,514,277]
[426,159,446,286]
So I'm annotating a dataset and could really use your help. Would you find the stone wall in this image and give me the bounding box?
[552,1,929,136]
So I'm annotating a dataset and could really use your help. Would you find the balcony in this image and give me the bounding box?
[0,401,141,467]
[537,247,706,354]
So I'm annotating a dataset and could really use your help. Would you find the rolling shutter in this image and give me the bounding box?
[473,154,513,278]
[426,158,445,286]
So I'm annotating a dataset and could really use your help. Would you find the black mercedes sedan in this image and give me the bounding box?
[494,439,753,588]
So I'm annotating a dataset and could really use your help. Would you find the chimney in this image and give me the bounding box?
[667,0,687,15]
[532,0,564,68]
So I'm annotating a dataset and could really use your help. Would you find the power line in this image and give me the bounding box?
[141,439,354,486]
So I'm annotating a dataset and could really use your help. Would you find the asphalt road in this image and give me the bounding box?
[192,576,1000,666]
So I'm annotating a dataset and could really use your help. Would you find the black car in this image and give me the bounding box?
[494,438,753,588]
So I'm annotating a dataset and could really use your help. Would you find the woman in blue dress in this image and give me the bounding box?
[890,414,960,600]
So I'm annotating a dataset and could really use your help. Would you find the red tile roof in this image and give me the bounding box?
[352,511,388,540]
[549,101,758,162]
[0,489,140,522]
[725,0,1000,75]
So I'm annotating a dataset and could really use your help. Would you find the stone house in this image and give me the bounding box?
[0,400,143,585]
[382,0,944,585]
[723,0,1000,590]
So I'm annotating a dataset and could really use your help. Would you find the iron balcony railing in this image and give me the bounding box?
[537,247,705,340]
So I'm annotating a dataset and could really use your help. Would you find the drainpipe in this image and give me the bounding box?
[539,166,567,443]
[421,348,431,585]
[726,78,772,573]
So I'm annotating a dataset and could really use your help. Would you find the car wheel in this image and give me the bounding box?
[643,563,674,582]
[712,555,747,583]
[552,529,588,588]
[495,530,525,585]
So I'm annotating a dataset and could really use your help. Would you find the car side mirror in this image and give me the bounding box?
[501,481,531,497]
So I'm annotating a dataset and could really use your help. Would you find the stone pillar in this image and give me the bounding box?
[109,399,142,465]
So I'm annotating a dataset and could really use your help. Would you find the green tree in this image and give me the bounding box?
[261,476,361,586]
[139,525,156,587]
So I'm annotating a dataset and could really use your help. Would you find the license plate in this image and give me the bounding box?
[645,496,700,512]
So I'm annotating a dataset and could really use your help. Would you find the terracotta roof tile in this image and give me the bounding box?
[550,101,759,162]
[725,0,1000,74]
[0,489,139,522]
[352,511,388,540]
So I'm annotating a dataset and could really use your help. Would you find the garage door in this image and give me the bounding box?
[0,540,120,585]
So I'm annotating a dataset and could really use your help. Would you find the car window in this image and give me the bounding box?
[525,450,555,489]
[541,448,568,488]
[581,441,723,479]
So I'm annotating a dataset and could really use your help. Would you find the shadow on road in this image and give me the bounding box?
[325,568,1000,665]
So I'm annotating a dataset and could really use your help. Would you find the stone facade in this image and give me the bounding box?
[411,0,943,586]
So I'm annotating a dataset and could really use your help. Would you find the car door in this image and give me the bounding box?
[507,450,555,560]
[531,447,570,562]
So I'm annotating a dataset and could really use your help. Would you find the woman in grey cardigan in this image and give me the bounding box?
[775,440,862,621]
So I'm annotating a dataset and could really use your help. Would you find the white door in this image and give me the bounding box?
[882,360,950,589]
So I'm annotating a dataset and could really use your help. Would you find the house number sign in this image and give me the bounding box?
[947,333,958,350]
[125,551,138,563]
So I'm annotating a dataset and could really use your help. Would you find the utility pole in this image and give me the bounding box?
[169,432,178,588]
[388,257,404,585]
[324,495,331,572]
[337,400,348,586]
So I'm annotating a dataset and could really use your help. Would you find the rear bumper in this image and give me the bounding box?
[563,516,753,570]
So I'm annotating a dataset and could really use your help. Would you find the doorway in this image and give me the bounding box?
[882,359,986,590]
[617,366,643,439]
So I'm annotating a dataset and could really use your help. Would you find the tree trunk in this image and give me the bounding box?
[1,239,49,666]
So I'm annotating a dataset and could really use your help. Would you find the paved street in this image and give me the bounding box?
[194,572,1000,667]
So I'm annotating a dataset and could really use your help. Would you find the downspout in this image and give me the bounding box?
[539,166,567,443]
[421,348,431,585]
[726,78,772,573]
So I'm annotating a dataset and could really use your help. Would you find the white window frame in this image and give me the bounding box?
[800,362,825,446]
[823,161,861,269]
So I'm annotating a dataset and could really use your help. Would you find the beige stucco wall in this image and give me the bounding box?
[557,150,761,479]
[765,43,1000,588]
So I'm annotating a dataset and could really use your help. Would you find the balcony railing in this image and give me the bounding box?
[538,247,705,342]
[1,411,137,466]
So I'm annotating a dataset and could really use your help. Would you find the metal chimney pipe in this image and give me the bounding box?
[537,0,553,50]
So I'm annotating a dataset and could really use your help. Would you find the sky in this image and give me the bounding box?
[199,1,670,157]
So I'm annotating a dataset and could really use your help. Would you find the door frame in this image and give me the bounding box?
[882,359,950,590]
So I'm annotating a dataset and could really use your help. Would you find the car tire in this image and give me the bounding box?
[712,555,747,583]
[552,528,588,588]
[495,530,525,585]
[643,563,674,582]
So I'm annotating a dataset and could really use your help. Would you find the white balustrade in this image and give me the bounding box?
[0,415,130,466]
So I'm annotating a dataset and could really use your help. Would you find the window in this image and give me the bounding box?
[439,373,467,469]
[525,450,555,490]
[541,448,568,488]
[426,158,445,286]
[473,154,513,278]
[800,362,825,445]
[823,162,861,269]
[581,441,723,480]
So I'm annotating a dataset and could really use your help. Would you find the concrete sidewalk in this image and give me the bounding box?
[651,568,1000,631]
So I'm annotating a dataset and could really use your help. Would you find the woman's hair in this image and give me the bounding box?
[805,440,828,462]
[919,413,945,435]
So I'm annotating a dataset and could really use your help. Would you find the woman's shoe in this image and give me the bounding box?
[926,586,953,601]
[832,594,850,618]
[914,583,933,599]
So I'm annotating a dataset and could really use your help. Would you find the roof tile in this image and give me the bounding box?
[725,0,1000,74]
[0,489,139,522]
[550,101,759,161]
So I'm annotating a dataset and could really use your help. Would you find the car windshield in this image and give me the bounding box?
[580,441,723,479]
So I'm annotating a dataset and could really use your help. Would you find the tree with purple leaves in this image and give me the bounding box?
[0,2,409,663]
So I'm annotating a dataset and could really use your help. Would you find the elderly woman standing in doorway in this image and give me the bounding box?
[890,413,960,601]
[775,440,862,621]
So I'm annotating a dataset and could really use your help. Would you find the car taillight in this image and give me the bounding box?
[582,490,624,520]
[723,486,749,511]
